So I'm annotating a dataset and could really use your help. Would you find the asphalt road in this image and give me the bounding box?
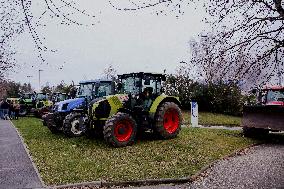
[0,120,44,189]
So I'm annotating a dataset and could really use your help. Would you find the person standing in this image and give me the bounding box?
[1,99,10,119]
[9,102,16,119]
[14,102,20,120]
[0,99,3,119]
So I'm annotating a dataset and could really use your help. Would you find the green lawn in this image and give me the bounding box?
[13,117,256,186]
[183,111,241,126]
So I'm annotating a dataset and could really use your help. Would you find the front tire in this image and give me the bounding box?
[154,102,182,139]
[63,112,86,137]
[103,112,137,147]
[19,106,27,117]
[46,114,60,134]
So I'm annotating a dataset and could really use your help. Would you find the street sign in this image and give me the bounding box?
[191,101,198,127]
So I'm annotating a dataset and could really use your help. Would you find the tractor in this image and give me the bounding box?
[18,92,36,116]
[33,92,53,118]
[86,72,182,147]
[242,86,284,137]
[45,79,115,137]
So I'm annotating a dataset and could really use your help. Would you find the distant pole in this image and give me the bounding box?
[39,69,43,91]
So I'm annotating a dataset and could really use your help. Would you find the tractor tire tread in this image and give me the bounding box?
[103,112,137,147]
[63,112,84,137]
[154,102,182,139]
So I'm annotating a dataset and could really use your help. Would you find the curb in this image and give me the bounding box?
[53,143,262,189]
[53,178,192,189]
[9,120,47,189]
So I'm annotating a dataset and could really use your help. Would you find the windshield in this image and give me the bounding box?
[53,94,67,102]
[23,94,33,99]
[121,77,141,95]
[37,93,47,100]
[266,90,284,103]
[58,94,67,101]
[95,82,112,97]
[77,83,93,97]
[142,78,162,94]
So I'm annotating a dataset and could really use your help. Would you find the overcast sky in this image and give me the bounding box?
[9,0,207,90]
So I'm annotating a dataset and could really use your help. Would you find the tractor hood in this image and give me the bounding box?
[54,98,85,112]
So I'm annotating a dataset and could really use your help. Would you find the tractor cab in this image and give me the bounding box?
[19,92,35,103]
[18,92,36,116]
[259,86,284,106]
[118,72,166,110]
[35,93,52,108]
[77,80,114,103]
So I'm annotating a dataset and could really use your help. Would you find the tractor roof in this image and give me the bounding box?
[79,79,112,84]
[53,92,67,95]
[262,86,284,90]
[118,72,166,80]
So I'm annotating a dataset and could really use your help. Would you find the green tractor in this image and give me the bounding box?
[18,92,36,116]
[86,72,182,147]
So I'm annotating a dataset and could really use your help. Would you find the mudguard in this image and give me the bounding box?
[149,95,180,119]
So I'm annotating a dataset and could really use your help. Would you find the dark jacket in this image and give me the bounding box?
[1,101,10,109]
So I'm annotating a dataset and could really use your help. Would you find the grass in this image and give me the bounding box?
[12,117,257,186]
[183,111,241,126]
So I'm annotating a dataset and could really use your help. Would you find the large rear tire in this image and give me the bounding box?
[103,112,137,147]
[154,102,182,139]
[63,112,86,137]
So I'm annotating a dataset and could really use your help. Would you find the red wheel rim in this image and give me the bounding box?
[114,120,133,142]
[163,109,179,134]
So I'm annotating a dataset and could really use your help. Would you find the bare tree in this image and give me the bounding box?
[0,0,24,80]
[189,32,271,90]
[108,0,190,18]
[102,64,117,80]
[201,0,284,87]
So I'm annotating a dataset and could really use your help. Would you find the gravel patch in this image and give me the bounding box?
[188,144,284,189]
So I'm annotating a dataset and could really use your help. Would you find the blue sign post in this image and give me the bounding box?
[191,101,198,127]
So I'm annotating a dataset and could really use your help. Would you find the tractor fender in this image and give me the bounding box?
[91,95,128,120]
[149,95,181,119]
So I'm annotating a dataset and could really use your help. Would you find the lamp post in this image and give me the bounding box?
[39,69,43,91]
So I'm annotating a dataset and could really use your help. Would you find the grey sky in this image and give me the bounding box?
[9,1,206,90]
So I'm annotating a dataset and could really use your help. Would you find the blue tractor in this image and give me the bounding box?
[45,79,114,137]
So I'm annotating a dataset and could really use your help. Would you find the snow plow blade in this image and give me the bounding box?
[241,105,284,131]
